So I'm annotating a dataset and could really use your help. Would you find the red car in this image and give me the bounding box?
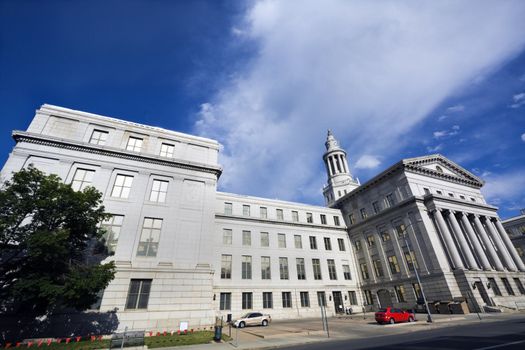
[375,307,415,324]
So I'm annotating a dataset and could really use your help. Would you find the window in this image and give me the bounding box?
[261,256,271,280]
[220,293,231,310]
[263,292,273,308]
[373,259,384,277]
[312,259,322,280]
[224,202,232,215]
[366,235,375,247]
[111,174,133,198]
[412,283,422,299]
[223,229,232,245]
[360,208,367,219]
[404,251,418,271]
[282,292,292,308]
[348,213,355,225]
[395,285,406,302]
[488,278,502,296]
[317,291,326,307]
[364,290,373,305]
[159,143,174,158]
[354,240,362,251]
[242,231,251,246]
[125,279,152,309]
[260,232,269,247]
[386,193,395,207]
[242,255,252,279]
[380,231,391,242]
[137,218,162,257]
[242,292,252,309]
[360,263,369,279]
[300,292,310,307]
[221,255,232,279]
[242,205,250,216]
[294,235,302,249]
[372,201,380,214]
[260,207,267,219]
[435,165,443,173]
[296,258,306,280]
[395,223,406,238]
[292,211,299,222]
[424,188,430,195]
[279,257,289,280]
[324,237,332,250]
[343,264,352,280]
[338,238,346,251]
[101,214,124,254]
[71,168,95,191]
[320,214,327,224]
[126,136,143,152]
[348,291,357,305]
[309,236,317,249]
[278,233,286,248]
[333,216,340,226]
[327,259,337,280]
[306,212,313,223]
[149,179,168,202]
[276,209,284,220]
[388,255,401,274]
[513,278,525,295]
[501,278,515,296]
[89,129,109,145]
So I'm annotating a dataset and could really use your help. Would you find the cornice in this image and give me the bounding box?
[215,213,348,232]
[423,194,498,212]
[12,131,223,178]
[404,163,481,188]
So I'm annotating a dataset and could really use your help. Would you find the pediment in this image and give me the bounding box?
[402,154,483,188]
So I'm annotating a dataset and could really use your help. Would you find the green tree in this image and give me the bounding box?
[0,166,115,316]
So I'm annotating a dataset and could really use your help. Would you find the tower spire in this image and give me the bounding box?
[322,130,359,207]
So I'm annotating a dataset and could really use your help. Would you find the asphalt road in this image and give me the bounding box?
[278,316,525,350]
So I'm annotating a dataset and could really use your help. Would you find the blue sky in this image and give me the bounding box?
[1,0,524,218]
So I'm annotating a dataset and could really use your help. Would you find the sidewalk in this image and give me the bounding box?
[162,312,525,350]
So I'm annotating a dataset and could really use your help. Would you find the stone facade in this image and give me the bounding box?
[1,104,525,332]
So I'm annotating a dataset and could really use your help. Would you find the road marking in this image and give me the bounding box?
[474,339,525,350]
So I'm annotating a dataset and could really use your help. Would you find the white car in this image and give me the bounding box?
[233,312,271,328]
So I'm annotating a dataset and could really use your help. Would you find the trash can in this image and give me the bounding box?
[214,325,222,341]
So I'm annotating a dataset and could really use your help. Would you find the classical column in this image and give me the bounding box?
[447,211,478,270]
[433,209,464,269]
[459,213,492,270]
[472,215,504,271]
[483,216,517,271]
[493,219,525,272]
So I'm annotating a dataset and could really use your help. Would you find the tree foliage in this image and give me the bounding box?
[0,166,115,316]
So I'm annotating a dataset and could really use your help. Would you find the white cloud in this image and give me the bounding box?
[433,125,460,139]
[482,170,525,208]
[194,0,525,202]
[521,132,525,142]
[446,104,465,113]
[426,144,443,153]
[511,92,525,108]
[355,155,381,169]
[438,115,448,121]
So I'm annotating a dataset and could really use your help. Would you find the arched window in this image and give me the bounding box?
[435,165,444,173]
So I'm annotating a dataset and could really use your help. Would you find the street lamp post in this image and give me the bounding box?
[403,220,433,323]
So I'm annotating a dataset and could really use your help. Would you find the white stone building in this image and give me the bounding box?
[503,210,525,264]
[1,104,524,332]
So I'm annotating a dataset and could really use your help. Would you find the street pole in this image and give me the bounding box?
[403,221,433,323]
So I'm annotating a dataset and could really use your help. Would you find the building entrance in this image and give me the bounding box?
[377,289,393,308]
[332,291,344,314]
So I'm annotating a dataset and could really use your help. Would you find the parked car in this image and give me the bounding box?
[232,312,271,328]
[375,307,415,324]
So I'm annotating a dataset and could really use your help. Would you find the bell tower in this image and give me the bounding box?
[322,130,359,207]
